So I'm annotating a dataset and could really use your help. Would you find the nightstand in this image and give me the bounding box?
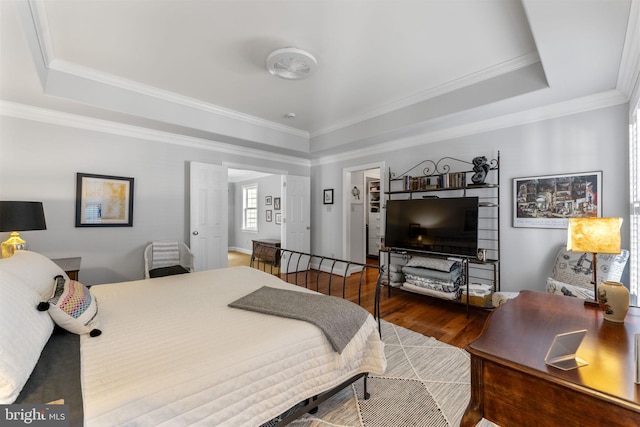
[52,257,82,281]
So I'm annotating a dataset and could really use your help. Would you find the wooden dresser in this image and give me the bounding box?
[462,290,640,427]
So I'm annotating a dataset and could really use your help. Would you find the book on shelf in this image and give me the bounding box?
[403,175,438,191]
[400,172,468,191]
[438,172,466,189]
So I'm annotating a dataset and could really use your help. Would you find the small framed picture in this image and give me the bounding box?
[275,213,282,225]
[265,196,272,206]
[266,210,272,222]
[323,189,334,205]
[274,197,281,210]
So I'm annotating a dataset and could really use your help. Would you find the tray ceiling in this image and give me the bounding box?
[0,0,635,158]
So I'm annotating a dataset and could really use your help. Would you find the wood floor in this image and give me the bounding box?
[228,251,490,349]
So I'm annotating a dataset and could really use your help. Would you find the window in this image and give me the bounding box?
[630,104,639,302]
[242,184,258,231]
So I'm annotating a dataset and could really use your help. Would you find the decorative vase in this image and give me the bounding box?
[597,281,630,323]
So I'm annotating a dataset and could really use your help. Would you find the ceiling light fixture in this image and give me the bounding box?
[266,47,317,80]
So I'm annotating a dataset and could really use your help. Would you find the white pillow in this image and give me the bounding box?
[0,269,54,403]
[405,257,459,272]
[0,250,68,299]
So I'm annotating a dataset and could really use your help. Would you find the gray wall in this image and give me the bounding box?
[0,103,631,293]
[311,103,630,293]
[0,116,307,284]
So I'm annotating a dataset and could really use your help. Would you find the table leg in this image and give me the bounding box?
[461,355,484,427]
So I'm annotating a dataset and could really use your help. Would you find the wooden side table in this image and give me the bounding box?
[52,257,82,281]
[462,290,640,427]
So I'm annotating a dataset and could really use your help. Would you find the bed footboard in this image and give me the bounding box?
[250,245,383,327]
[273,372,369,426]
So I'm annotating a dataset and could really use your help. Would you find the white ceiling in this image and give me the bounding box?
[0,0,637,159]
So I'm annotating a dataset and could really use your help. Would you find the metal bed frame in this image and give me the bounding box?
[250,245,384,327]
[250,244,384,425]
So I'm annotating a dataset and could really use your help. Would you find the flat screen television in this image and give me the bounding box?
[385,197,479,257]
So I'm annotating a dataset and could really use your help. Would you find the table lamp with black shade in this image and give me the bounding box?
[0,201,47,258]
[566,217,622,307]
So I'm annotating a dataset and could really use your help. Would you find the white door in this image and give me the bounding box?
[281,175,310,273]
[190,162,228,271]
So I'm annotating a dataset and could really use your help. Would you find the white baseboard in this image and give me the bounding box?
[229,247,252,255]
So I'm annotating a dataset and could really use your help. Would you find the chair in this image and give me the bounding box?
[545,245,629,300]
[493,245,630,308]
[144,241,194,279]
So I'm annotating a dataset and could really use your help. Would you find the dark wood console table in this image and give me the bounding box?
[462,290,640,427]
[252,239,281,266]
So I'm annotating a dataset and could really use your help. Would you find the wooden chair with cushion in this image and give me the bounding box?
[144,241,194,279]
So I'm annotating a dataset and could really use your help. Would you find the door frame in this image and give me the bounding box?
[222,161,288,251]
[342,161,385,266]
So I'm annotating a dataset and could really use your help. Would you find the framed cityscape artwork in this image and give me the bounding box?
[513,171,602,228]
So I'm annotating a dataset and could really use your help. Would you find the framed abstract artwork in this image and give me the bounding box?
[75,173,134,227]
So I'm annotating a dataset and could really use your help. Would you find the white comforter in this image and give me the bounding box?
[81,266,386,426]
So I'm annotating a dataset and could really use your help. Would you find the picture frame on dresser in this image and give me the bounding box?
[75,173,134,227]
[513,171,602,229]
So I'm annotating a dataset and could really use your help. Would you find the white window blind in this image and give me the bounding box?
[243,184,258,231]
[630,105,639,302]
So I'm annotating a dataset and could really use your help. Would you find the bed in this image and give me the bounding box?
[1,250,386,426]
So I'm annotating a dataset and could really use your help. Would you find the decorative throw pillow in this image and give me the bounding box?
[38,276,101,337]
[405,256,459,272]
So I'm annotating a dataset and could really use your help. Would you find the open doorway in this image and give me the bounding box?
[342,162,385,265]
[225,166,310,266]
[227,168,282,258]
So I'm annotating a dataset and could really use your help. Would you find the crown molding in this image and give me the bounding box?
[13,0,634,168]
[0,101,311,167]
[48,59,310,140]
[21,0,541,146]
[19,0,309,143]
[312,89,628,166]
[617,0,640,109]
[310,52,541,138]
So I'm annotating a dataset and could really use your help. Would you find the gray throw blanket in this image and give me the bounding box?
[228,286,370,353]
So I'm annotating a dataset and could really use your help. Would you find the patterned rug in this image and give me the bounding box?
[270,320,498,427]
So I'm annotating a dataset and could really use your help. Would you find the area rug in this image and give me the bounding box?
[267,319,498,427]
